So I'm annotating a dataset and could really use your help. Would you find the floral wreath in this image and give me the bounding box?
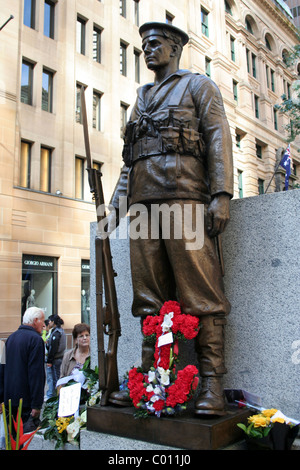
[127,301,200,417]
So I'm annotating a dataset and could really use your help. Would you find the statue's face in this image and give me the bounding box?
[142,34,174,71]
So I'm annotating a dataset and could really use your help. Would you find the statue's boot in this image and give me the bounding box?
[194,315,227,416]
[108,389,132,406]
[108,338,155,406]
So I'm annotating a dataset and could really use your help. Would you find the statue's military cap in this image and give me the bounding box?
[139,22,189,47]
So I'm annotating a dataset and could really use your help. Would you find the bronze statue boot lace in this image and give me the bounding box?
[194,376,226,416]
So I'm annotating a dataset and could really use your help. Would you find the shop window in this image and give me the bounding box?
[21,254,58,320]
[81,260,90,324]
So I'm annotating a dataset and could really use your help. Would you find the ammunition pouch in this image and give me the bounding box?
[122,127,205,167]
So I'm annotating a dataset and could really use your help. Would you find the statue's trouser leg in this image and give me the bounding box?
[194,314,227,416]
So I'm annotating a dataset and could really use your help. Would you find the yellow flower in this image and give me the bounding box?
[262,408,278,418]
[55,417,71,434]
[272,417,285,424]
[248,414,270,428]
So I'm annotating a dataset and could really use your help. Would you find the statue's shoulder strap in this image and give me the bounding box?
[168,72,194,107]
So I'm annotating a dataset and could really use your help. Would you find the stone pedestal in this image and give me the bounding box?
[87,405,251,450]
[89,189,300,451]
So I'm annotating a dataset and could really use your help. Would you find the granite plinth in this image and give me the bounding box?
[87,405,251,450]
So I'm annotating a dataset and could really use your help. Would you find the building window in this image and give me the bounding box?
[76,83,83,123]
[256,144,262,159]
[21,60,34,105]
[93,90,102,131]
[233,80,238,102]
[273,107,278,130]
[201,8,209,37]
[271,69,275,92]
[265,36,271,51]
[245,19,253,34]
[40,146,52,192]
[230,36,235,62]
[134,0,140,26]
[166,12,174,24]
[238,170,243,198]
[246,49,250,73]
[93,25,102,63]
[20,140,32,188]
[76,16,86,55]
[120,102,128,137]
[266,65,270,88]
[120,0,126,17]
[254,95,259,118]
[75,156,84,199]
[120,41,127,76]
[205,57,211,77]
[24,0,36,29]
[21,255,58,320]
[258,178,264,195]
[252,53,257,78]
[93,161,102,173]
[134,49,141,83]
[293,163,297,176]
[225,1,232,15]
[42,68,53,112]
[44,0,55,39]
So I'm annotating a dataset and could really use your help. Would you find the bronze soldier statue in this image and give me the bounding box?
[108,22,233,416]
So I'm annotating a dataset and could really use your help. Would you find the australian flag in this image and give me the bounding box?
[279,145,292,190]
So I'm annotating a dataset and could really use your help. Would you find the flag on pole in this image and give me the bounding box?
[279,145,293,190]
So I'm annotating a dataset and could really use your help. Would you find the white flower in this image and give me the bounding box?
[88,390,102,406]
[150,393,161,403]
[146,384,154,393]
[161,312,174,332]
[148,370,156,383]
[66,419,81,443]
[157,367,170,386]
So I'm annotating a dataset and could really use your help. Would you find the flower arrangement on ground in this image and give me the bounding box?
[237,408,299,450]
[40,359,101,449]
[1,398,39,450]
[127,300,200,418]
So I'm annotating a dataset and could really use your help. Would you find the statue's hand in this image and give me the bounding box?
[207,193,230,238]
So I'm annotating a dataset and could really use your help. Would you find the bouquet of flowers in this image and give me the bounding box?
[40,359,101,449]
[237,407,299,450]
[127,301,200,418]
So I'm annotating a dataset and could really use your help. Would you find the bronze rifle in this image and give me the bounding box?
[80,86,121,405]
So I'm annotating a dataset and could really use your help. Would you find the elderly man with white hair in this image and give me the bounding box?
[0,307,45,430]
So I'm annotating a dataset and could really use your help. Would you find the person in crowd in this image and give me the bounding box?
[43,319,53,401]
[59,323,90,379]
[45,314,66,398]
[0,307,45,430]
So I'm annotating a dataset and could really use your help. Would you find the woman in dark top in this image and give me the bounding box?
[46,315,66,398]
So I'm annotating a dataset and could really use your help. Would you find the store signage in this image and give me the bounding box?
[22,255,57,271]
